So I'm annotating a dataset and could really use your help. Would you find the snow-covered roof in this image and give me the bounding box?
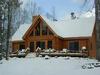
[11,24,31,41]
[42,15,95,38]
[81,8,95,18]
[11,10,95,41]
[61,8,95,20]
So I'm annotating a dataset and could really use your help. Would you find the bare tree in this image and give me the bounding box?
[46,6,57,21]
[23,0,41,23]
[52,6,56,21]
[6,0,20,60]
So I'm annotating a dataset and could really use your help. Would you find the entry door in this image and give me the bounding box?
[30,42,34,52]
[40,42,45,49]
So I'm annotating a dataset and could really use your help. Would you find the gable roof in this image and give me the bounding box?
[11,24,31,41]
[42,15,95,38]
[11,11,95,41]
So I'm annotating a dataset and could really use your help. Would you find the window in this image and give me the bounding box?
[42,22,47,35]
[48,29,53,35]
[35,22,40,36]
[69,41,79,52]
[48,41,52,49]
[36,41,45,50]
[40,42,45,49]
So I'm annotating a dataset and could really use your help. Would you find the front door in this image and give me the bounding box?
[30,42,34,52]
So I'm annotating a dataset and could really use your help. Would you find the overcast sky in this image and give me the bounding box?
[21,0,94,19]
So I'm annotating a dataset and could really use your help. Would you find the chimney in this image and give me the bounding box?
[32,16,38,22]
[71,12,76,19]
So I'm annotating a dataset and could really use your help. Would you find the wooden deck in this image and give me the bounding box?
[40,52,88,57]
[10,49,29,58]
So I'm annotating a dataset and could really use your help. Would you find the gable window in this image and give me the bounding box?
[35,21,40,36]
[48,29,53,35]
[42,22,47,35]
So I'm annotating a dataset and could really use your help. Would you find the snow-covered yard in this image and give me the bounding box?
[0,54,100,75]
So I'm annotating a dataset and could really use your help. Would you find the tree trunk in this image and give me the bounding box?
[95,0,100,61]
[6,2,12,60]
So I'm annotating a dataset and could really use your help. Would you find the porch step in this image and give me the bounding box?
[26,53,36,58]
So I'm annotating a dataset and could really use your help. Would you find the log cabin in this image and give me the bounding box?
[11,11,96,58]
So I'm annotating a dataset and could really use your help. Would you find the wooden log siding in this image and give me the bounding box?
[12,41,25,52]
[23,17,56,51]
[12,42,19,52]
[89,26,96,57]
[24,35,55,51]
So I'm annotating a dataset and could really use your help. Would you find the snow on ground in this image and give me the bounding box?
[0,55,100,75]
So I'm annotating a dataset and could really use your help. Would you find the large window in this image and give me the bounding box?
[42,22,47,35]
[69,41,79,52]
[34,20,54,36]
[48,41,52,49]
[35,22,40,36]
[36,41,45,50]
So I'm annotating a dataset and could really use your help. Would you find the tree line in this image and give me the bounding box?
[0,0,57,60]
